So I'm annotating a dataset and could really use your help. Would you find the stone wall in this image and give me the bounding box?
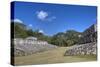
[13,38,57,57]
[64,42,97,56]
[80,23,97,44]
[64,23,97,56]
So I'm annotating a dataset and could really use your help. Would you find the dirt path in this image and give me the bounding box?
[14,47,97,66]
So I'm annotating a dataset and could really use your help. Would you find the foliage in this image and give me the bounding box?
[11,22,28,38]
[11,21,82,47]
[50,30,82,46]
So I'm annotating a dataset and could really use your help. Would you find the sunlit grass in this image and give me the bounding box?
[14,47,97,66]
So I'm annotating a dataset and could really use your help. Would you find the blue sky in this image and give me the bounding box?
[11,1,97,36]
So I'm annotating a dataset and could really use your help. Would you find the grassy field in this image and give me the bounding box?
[14,47,97,66]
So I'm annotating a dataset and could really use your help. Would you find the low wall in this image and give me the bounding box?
[64,42,97,56]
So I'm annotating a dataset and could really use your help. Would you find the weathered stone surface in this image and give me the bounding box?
[79,23,97,44]
[65,23,97,56]
[13,37,57,57]
[64,42,97,56]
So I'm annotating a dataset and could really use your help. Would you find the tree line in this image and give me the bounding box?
[11,22,83,47]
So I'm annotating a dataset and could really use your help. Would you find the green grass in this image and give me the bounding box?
[14,47,97,66]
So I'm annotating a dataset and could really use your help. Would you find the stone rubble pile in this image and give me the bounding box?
[64,42,97,56]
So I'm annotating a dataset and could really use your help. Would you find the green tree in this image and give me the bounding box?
[11,21,82,47]
[27,29,34,36]
[12,22,28,38]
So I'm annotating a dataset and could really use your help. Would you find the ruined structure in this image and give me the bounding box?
[65,23,97,56]
[82,23,97,43]
[64,42,97,56]
[13,37,57,56]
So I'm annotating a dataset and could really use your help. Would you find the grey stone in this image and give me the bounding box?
[65,42,97,56]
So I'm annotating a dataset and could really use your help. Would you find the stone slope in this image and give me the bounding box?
[64,42,97,56]
[14,41,57,56]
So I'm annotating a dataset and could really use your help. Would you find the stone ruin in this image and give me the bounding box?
[64,23,97,56]
[13,37,57,56]
[64,42,97,56]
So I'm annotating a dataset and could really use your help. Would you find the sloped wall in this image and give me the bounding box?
[64,42,97,56]
[14,39,57,57]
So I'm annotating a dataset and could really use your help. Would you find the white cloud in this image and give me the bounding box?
[48,16,56,21]
[36,10,56,22]
[12,18,23,23]
[29,24,32,27]
[39,30,44,33]
[52,16,56,19]
[36,10,48,21]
